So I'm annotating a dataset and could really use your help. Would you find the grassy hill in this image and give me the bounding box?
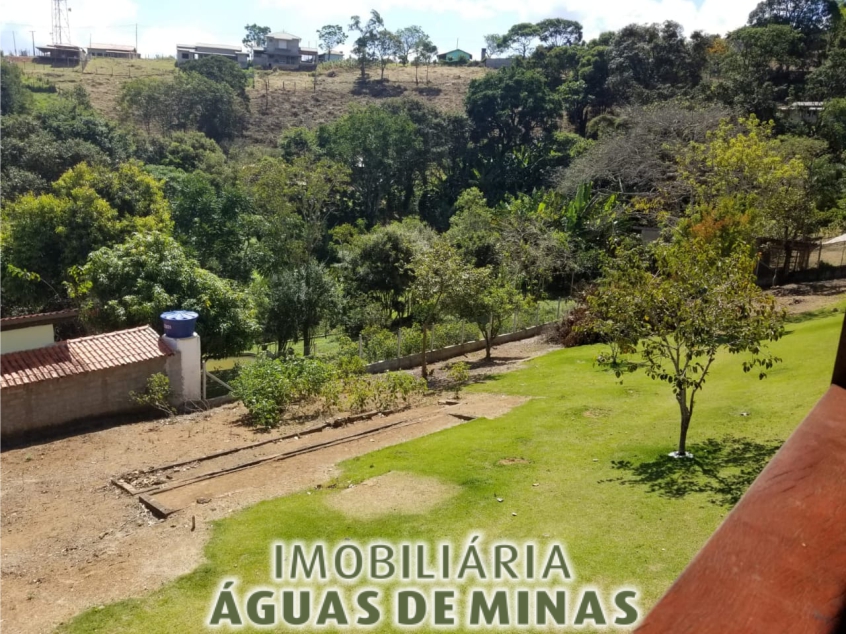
[11,57,487,147]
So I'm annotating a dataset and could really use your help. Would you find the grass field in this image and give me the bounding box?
[58,304,844,633]
[11,57,487,146]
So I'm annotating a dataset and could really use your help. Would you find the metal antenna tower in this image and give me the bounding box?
[51,0,71,45]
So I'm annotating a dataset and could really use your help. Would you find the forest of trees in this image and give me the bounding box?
[2,0,846,367]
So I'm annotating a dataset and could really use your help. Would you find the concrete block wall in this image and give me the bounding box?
[365,323,552,373]
[1,357,169,441]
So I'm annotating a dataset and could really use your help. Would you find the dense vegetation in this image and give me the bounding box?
[2,0,846,369]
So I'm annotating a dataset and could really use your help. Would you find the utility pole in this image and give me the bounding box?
[135,23,138,55]
[31,31,36,57]
[12,32,17,55]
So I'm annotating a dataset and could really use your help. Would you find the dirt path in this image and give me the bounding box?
[769,279,846,314]
[0,336,552,634]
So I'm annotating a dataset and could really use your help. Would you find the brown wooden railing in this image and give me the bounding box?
[637,314,846,634]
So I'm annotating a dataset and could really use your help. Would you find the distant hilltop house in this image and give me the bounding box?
[176,43,250,68]
[480,48,513,69]
[778,101,825,125]
[253,31,318,70]
[318,48,344,63]
[438,49,473,63]
[35,43,85,64]
[87,43,138,59]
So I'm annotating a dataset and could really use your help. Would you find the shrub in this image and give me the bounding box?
[230,355,293,428]
[330,335,367,377]
[361,326,398,363]
[446,362,471,398]
[130,373,176,417]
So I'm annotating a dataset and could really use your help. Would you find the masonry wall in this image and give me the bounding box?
[1,357,170,441]
[365,323,552,373]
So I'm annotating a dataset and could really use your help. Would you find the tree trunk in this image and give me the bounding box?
[677,394,691,456]
[303,325,312,357]
[421,323,429,379]
[485,335,492,360]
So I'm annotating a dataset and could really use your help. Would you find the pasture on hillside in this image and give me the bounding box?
[10,57,488,146]
[58,304,845,633]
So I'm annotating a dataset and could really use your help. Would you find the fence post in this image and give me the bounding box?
[201,360,207,400]
[461,321,465,344]
[512,310,517,333]
[537,304,541,326]
[397,329,402,358]
[358,334,363,358]
[557,298,561,319]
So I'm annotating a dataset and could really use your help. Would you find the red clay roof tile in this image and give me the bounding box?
[0,326,172,389]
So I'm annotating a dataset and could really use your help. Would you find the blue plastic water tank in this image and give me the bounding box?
[161,310,199,339]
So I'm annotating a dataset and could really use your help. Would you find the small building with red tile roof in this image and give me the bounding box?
[1,325,176,441]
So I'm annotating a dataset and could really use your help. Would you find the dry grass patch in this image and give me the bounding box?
[324,471,460,520]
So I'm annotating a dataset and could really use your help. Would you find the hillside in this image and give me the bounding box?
[10,57,487,146]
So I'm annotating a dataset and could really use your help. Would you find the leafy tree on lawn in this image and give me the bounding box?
[409,239,473,378]
[317,25,347,61]
[586,239,784,458]
[243,24,271,59]
[412,38,438,85]
[75,231,260,360]
[453,267,524,360]
[258,260,340,356]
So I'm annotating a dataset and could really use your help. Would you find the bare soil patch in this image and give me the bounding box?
[0,336,553,634]
[325,471,460,520]
[769,279,846,314]
[497,458,530,465]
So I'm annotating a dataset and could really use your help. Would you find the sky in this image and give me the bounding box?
[1,0,762,59]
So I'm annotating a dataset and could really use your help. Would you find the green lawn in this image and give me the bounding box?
[58,305,844,633]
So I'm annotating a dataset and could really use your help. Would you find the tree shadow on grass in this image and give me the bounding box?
[604,435,783,508]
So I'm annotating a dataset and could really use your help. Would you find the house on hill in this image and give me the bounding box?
[176,43,249,67]
[87,43,138,59]
[35,44,84,64]
[253,32,318,70]
[437,49,473,63]
[318,49,344,63]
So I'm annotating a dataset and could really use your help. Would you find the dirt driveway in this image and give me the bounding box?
[0,336,552,634]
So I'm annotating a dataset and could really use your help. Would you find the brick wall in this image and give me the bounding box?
[1,357,170,441]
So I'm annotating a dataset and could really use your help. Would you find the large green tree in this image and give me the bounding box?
[76,231,259,360]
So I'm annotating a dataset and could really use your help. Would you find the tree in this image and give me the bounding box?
[409,239,472,377]
[260,260,340,356]
[805,49,846,98]
[586,239,784,457]
[483,34,506,59]
[317,25,347,62]
[678,117,824,278]
[243,24,271,58]
[76,231,260,360]
[242,155,351,265]
[1,162,172,314]
[1,58,32,115]
[453,268,523,360]
[465,66,562,201]
[748,0,840,35]
[536,18,583,48]
[395,26,425,65]
[375,29,399,80]
[349,11,384,80]
[819,97,846,153]
[502,22,541,58]
[180,56,249,101]
[317,104,422,225]
[414,39,438,84]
